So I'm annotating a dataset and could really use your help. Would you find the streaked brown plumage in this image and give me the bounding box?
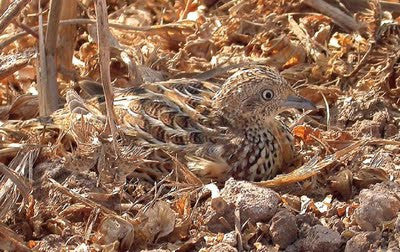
[3,66,314,182]
[103,66,316,182]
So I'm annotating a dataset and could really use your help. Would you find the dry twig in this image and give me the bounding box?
[94,0,118,151]
[303,0,363,33]
[0,0,31,34]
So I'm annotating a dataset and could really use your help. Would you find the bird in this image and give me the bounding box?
[4,66,314,183]
[82,66,316,183]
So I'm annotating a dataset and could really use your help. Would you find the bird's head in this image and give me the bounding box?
[212,66,316,128]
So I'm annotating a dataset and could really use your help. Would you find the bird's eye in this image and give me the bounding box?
[262,89,274,100]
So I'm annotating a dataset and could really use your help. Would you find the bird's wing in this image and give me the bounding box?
[114,78,223,148]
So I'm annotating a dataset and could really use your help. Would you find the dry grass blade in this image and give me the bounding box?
[256,140,367,187]
[368,139,400,146]
[84,208,100,243]
[0,145,23,158]
[168,153,203,186]
[319,91,330,130]
[0,163,31,205]
[0,149,38,219]
[48,177,115,215]
[0,18,196,50]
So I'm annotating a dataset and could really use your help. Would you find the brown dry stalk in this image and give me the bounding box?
[0,0,31,34]
[94,0,118,152]
[57,0,78,81]
[41,0,62,115]
[303,0,363,33]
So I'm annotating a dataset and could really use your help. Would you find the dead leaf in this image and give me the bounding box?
[94,216,135,250]
[137,201,176,243]
[293,125,321,144]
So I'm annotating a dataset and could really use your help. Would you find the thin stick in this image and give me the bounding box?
[319,91,330,130]
[0,0,31,34]
[234,207,243,252]
[94,0,118,152]
[57,0,78,81]
[343,42,375,78]
[37,0,49,116]
[13,20,39,38]
[42,0,62,114]
[303,0,362,33]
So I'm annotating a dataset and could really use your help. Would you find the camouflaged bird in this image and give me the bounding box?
[89,66,316,182]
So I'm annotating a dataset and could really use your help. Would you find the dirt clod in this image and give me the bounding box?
[208,242,238,252]
[296,225,342,252]
[344,231,381,252]
[206,179,281,232]
[354,183,400,231]
[269,209,298,249]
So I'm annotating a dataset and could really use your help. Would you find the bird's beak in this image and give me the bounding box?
[283,95,317,110]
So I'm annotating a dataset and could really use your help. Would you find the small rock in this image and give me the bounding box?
[222,231,237,247]
[269,209,298,249]
[208,243,238,252]
[206,179,281,232]
[331,218,345,234]
[222,179,281,223]
[299,225,342,252]
[354,184,400,231]
[253,244,279,252]
[344,231,380,252]
[296,213,321,227]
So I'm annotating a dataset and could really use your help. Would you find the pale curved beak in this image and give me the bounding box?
[283,95,317,110]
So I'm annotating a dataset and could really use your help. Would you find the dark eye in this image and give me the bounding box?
[262,89,274,100]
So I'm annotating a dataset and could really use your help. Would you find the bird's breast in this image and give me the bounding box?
[229,120,295,181]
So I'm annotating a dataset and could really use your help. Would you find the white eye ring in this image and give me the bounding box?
[262,89,274,100]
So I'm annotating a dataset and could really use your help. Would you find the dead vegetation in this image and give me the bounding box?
[0,0,400,251]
